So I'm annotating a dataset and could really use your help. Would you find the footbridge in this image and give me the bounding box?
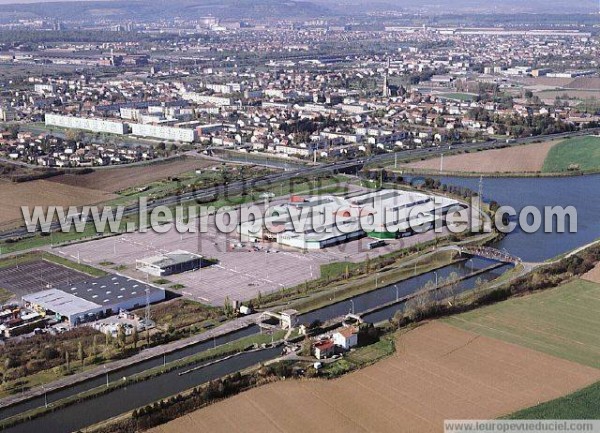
[453,245,521,264]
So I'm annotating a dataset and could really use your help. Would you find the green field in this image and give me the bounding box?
[437,92,478,102]
[542,136,600,173]
[505,381,600,419]
[321,335,396,378]
[444,279,600,368]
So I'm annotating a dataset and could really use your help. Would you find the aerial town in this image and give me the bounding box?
[0,1,599,433]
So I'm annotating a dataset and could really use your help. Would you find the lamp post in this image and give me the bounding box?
[42,385,48,408]
[434,271,438,287]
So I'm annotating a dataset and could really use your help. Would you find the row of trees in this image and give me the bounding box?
[392,244,600,329]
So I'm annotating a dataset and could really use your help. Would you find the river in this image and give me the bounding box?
[420,174,600,262]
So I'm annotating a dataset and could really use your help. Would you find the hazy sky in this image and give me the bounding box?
[0,0,93,3]
[0,0,597,9]
[0,0,114,3]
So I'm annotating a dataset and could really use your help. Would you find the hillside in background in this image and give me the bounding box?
[0,0,598,21]
[0,0,330,21]
[314,0,599,14]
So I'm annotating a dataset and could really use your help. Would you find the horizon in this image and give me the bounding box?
[0,1,599,433]
[0,0,598,12]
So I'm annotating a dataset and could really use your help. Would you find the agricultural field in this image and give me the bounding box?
[404,140,557,173]
[444,279,600,368]
[505,381,600,420]
[542,136,600,173]
[535,89,600,100]
[148,322,600,433]
[48,157,215,193]
[565,77,600,90]
[518,77,574,88]
[582,262,600,284]
[0,179,116,228]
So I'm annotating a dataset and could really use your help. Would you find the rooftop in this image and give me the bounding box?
[137,250,202,269]
[23,288,101,317]
[335,326,358,338]
[54,274,162,306]
[314,339,335,350]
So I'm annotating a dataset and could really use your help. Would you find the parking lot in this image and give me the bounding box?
[56,212,443,307]
[0,260,89,301]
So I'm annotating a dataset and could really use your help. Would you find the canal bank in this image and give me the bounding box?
[0,256,509,433]
[0,243,470,417]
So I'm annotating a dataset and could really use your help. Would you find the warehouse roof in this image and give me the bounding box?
[137,250,202,269]
[23,289,101,317]
[54,274,161,306]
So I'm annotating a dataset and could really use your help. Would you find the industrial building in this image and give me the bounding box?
[45,113,128,135]
[135,250,203,277]
[22,274,165,326]
[239,189,463,250]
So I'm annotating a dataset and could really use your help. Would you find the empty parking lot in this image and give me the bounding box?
[0,260,89,300]
[57,214,444,307]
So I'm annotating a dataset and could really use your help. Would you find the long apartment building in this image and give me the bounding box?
[45,113,198,143]
[129,123,197,143]
[45,113,129,135]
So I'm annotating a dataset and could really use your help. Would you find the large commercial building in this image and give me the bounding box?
[22,274,165,326]
[135,250,203,277]
[239,189,463,250]
[45,113,128,135]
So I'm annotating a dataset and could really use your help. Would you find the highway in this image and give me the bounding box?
[1,127,598,241]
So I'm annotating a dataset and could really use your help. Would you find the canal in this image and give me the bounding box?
[4,172,599,432]
[0,257,506,432]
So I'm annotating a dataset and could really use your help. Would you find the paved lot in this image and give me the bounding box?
[0,260,89,300]
[57,224,444,307]
[56,193,448,306]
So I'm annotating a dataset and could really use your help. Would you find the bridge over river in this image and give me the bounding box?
[449,245,522,264]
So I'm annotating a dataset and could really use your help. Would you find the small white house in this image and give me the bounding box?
[333,326,358,350]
